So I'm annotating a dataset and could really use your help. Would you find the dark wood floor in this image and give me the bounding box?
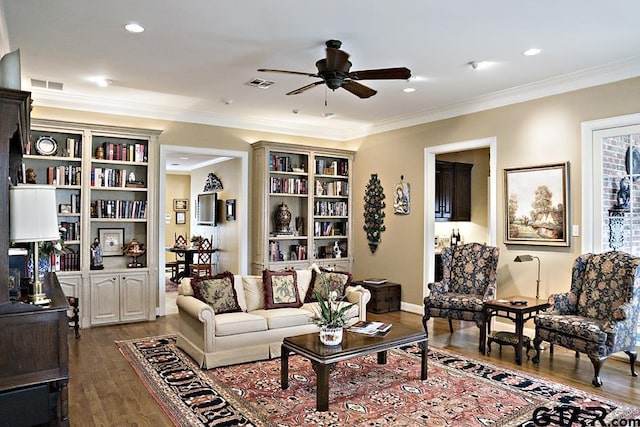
[67,310,639,426]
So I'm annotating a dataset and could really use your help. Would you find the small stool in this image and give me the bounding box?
[487,331,531,359]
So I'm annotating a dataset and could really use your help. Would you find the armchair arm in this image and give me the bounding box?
[427,281,448,296]
[345,285,371,321]
[546,292,574,315]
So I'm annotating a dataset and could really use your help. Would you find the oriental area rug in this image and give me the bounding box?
[116,336,640,426]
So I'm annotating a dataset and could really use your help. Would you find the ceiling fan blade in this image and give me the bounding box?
[286,81,325,95]
[325,47,351,72]
[257,68,318,77]
[348,67,411,80]
[341,80,377,98]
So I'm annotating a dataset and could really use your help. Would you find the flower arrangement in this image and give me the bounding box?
[309,263,354,329]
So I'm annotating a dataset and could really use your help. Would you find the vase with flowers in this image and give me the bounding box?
[309,263,355,346]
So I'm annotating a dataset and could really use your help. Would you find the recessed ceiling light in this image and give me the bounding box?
[523,48,542,56]
[402,87,416,93]
[323,112,335,119]
[125,23,145,33]
[179,157,189,160]
[469,60,491,70]
[96,78,112,87]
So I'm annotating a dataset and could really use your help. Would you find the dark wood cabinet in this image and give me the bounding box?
[435,160,473,222]
[354,281,401,313]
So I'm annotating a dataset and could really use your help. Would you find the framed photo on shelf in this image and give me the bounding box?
[98,228,125,256]
[173,199,188,211]
[504,162,570,246]
[176,211,186,225]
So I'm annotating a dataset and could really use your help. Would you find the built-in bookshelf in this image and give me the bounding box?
[252,141,354,273]
[20,119,161,328]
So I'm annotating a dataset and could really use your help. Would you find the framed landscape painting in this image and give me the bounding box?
[504,162,570,246]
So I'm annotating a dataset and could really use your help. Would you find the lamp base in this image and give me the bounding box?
[29,293,51,306]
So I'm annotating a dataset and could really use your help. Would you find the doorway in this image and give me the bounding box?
[157,145,249,316]
[423,137,497,299]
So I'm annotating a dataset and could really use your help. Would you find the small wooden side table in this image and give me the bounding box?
[352,281,401,313]
[480,296,550,365]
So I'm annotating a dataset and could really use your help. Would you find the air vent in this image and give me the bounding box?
[30,78,64,90]
[246,78,275,89]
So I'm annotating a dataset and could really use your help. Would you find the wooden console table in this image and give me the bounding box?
[0,273,70,426]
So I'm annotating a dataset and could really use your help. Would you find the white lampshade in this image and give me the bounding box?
[10,185,60,243]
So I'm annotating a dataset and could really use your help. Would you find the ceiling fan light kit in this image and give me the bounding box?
[258,39,411,99]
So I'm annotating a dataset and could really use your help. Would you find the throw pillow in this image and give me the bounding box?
[262,269,302,309]
[191,271,242,314]
[305,268,352,302]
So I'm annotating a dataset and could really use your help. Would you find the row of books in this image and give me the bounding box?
[91,199,147,219]
[315,159,348,176]
[59,221,80,241]
[269,154,305,172]
[269,176,308,195]
[59,194,81,215]
[314,200,348,216]
[98,141,147,163]
[45,251,81,272]
[47,165,82,186]
[315,180,348,197]
[349,321,392,336]
[314,221,347,237]
[91,167,143,188]
[268,241,308,262]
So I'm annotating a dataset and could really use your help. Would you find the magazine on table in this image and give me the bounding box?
[349,320,392,336]
[362,278,387,285]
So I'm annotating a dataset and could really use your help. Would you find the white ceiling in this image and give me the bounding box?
[2,0,640,142]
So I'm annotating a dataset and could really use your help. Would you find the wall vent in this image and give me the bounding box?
[246,78,275,89]
[30,78,64,90]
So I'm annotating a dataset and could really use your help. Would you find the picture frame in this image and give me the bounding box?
[175,211,186,225]
[226,199,236,221]
[98,227,125,256]
[504,162,570,246]
[173,199,188,211]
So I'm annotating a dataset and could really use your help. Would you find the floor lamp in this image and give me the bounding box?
[514,254,541,300]
[10,185,60,305]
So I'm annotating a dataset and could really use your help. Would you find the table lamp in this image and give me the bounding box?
[10,185,60,305]
[514,254,541,299]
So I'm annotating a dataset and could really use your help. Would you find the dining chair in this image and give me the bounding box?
[166,234,187,281]
[190,236,214,277]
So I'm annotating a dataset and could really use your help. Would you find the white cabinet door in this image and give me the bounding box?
[90,273,119,325]
[120,272,148,322]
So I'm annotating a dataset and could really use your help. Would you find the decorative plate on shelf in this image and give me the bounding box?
[35,136,57,156]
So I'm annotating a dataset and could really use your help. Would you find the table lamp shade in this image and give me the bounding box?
[10,185,60,243]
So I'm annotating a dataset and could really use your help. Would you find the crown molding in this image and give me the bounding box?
[30,56,640,142]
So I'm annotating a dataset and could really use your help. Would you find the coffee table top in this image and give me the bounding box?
[283,323,426,364]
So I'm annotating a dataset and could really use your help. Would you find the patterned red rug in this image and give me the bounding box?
[117,336,640,426]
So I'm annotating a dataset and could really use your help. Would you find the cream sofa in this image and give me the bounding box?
[176,269,371,368]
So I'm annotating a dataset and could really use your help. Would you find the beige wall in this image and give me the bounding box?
[165,174,191,260]
[31,76,640,309]
[350,76,640,308]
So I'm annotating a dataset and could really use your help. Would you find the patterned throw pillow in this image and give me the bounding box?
[305,268,352,302]
[191,271,242,314]
[262,270,302,309]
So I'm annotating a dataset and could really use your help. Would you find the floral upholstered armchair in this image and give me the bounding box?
[423,243,499,350]
[532,251,640,387]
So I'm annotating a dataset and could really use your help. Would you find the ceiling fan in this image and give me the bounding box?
[258,40,411,99]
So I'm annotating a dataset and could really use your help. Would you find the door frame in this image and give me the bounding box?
[423,137,497,299]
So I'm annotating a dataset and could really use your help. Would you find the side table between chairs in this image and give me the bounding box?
[480,296,549,365]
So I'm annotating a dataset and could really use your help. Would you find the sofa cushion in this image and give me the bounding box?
[250,308,313,330]
[215,312,268,337]
[191,271,242,314]
[243,276,265,311]
[306,268,352,302]
[263,269,303,309]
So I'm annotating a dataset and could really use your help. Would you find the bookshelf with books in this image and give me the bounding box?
[252,141,354,274]
[21,119,161,328]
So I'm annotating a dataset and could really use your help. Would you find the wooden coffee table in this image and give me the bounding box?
[281,323,427,411]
